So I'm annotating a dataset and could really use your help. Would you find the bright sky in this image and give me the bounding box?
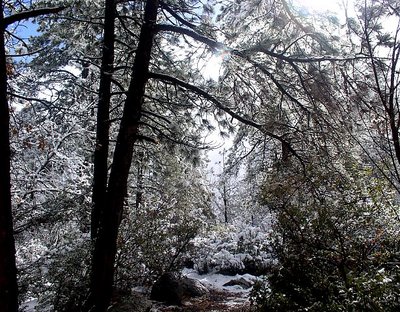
[204,0,354,170]
[203,0,348,81]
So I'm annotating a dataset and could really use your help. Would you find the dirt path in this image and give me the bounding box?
[150,288,254,312]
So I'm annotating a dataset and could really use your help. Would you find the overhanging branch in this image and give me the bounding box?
[159,1,198,30]
[243,45,368,63]
[234,50,310,113]
[156,23,311,113]
[156,24,225,51]
[149,71,262,129]
[1,7,65,29]
[149,71,305,168]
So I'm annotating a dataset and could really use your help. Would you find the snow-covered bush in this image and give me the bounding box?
[17,219,91,312]
[192,221,275,275]
[113,151,213,289]
[11,84,94,311]
[254,160,400,311]
[35,238,91,312]
[115,200,208,288]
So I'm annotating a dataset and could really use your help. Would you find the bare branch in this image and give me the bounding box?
[7,46,47,58]
[2,7,66,29]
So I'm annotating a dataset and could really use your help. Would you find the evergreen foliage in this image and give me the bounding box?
[2,0,400,311]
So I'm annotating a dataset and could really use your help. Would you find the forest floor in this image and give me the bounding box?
[150,288,253,311]
[21,271,259,312]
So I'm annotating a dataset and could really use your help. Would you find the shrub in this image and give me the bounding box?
[253,160,400,311]
[114,196,210,288]
[192,221,275,276]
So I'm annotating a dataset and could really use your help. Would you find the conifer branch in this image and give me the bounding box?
[149,71,305,168]
[1,7,65,29]
[159,1,198,29]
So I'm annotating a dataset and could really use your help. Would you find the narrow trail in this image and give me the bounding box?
[109,270,258,311]
[151,288,252,311]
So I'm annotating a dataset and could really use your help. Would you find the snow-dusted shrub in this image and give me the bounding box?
[113,155,212,288]
[254,160,400,311]
[37,238,91,312]
[192,222,274,275]
[18,227,91,312]
[11,95,94,310]
[114,200,207,288]
[15,191,92,311]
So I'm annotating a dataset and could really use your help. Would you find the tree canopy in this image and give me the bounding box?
[1,0,400,311]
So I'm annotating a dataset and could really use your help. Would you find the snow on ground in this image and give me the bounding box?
[181,268,260,309]
[150,268,258,311]
[20,298,38,312]
[182,268,257,293]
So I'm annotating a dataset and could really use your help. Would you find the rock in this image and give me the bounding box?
[223,277,253,289]
[109,289,152,312]
[242,256,270,276]
[150,272,209,305]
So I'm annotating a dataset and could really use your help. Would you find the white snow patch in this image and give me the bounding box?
[182,268,257,293]
[20,298,38,312]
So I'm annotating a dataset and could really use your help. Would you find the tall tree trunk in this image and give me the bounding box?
[91,0,115,240]
[223,184,228,224]
[221,150,228,223]
[135,151,144,209]
[87,0,159,311]
[0,2,18,311]
[388,44,400,171]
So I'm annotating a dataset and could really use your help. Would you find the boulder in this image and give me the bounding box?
[223,277,253,289]
[109,289,152,312]
[150,272,208,305]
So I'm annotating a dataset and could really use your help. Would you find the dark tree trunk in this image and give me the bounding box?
[135,151,144,209]
[0,3,18,311]
[223,183,228,224]
[388,45,400,171]
[222,151,228,224]
[87,0,159,311]
[91,0,115,241]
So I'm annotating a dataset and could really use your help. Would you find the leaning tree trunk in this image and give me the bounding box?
[0,3,18,311]
[87,0,159,311]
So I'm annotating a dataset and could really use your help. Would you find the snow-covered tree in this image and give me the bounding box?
[0,1,64,310]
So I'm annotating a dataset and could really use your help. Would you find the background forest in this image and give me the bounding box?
[1,0,400,311]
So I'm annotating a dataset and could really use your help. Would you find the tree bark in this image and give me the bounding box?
[87,0,159,311]
[135,151,144,209]
[91,0,115,241]
[0,2,18,311]
[387,44,400,170]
